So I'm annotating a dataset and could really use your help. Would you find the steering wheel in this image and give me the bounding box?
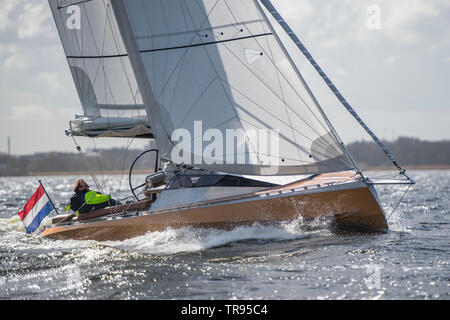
[129,149,159,201]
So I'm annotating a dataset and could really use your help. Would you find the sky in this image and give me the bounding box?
[0,0,449,155]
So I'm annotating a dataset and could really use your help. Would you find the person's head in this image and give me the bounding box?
[73,179,90,193]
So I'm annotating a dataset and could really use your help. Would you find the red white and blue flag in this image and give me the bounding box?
[18,185,54,234]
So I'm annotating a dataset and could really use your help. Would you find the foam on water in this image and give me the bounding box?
[387,208,413,233]
[0,213,331,257]
[105,217,332,255]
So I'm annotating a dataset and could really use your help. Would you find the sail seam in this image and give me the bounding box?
[67,53,129,59]
[134,20,265,40]
[139,33,272,54]
[57,0,94,10]
[66,35,273,59]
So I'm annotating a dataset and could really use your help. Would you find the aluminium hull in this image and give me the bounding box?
[41,180,388,241]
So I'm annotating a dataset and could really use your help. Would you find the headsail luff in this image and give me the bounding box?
[259,0,408,177]
[110,0,355,176]
[49,0,153,138]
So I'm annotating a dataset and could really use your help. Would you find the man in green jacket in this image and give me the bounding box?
[69,179,118,215]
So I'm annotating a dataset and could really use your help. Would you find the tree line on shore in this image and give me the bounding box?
[347,136,450,168]
[0,148,155,176]
[0,137,449,176]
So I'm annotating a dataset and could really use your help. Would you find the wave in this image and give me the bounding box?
[104,216,332,255]
[0,213,332,253]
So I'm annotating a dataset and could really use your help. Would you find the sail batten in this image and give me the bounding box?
[138,33,273,54]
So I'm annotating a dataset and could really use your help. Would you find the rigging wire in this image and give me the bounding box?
[386,184,412,222]
[113,136,136,205]
[91,138,108,194]
[71,136,103,193]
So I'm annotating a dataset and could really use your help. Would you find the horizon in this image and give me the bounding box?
[1,135,448,158]
[1,0,449,155]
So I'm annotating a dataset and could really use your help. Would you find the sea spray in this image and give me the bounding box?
[104,216,332,255]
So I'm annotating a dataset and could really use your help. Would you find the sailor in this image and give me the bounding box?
[69,179,118,215]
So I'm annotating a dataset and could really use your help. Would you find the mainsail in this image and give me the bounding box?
[49,0,152,138]
[110,0,354,175]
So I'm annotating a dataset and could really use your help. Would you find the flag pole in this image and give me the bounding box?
[38,180,59,215]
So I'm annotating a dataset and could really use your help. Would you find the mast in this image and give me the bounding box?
[7,136,10,157]
[110,0,174,160]
[259,0,409,178]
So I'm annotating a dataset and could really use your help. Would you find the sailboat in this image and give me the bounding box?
[42,0,414,241]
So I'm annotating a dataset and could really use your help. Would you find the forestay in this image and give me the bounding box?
[112,0,354,175]
[49,0,152,138]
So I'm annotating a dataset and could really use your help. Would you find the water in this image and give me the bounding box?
[0,171,448,300]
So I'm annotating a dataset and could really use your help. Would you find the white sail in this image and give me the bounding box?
[111,0,355,175]
[49,0,152,138]
[111,0,354,175]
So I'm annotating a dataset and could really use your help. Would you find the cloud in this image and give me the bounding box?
[1,44,31,70]
[4,105,53,122]
[0,0,21,31]
[37,72,63,93]
[276,0,315,22]
[386,56,398,64]
[274,0,450,48]
[17,1,52,39]
[335,68,348,77]
[381,0,441,44]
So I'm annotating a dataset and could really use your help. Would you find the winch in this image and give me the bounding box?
[146,171,166,188]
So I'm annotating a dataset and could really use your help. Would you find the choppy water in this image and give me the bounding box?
[0,171,448,300]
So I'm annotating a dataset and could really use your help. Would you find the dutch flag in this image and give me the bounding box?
[18,185,55,234]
